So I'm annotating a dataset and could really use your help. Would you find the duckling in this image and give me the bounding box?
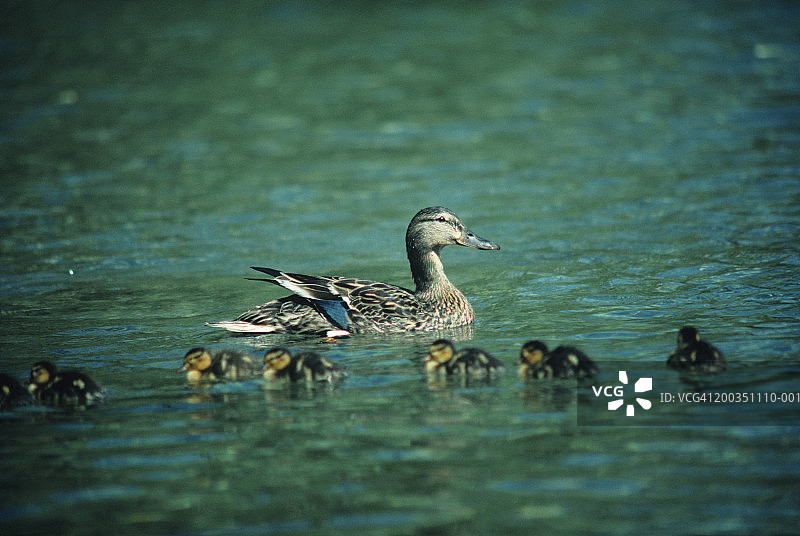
[28,361,105,406]
[667,326,726,372]
[518,341,598,380]
[179,347,261,382]
[1,372,33,411]
[425,339,505,377]
[263,347,342,383]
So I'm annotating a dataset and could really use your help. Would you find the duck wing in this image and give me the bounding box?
[260,267,426,333]
[327,278,422,332]
[210,267,422,334]
[248,267,343,302]
[209,294,344,334]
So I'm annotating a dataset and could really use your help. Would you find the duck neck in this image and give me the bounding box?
[408,245,458,299]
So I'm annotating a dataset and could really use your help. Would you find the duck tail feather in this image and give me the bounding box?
[250,266,282,277]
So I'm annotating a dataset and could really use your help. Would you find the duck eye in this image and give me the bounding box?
[437,216,447,222]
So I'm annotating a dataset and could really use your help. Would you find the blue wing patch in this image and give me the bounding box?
[313,300,350,331]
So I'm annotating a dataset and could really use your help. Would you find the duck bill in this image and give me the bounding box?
[457,228,500,250]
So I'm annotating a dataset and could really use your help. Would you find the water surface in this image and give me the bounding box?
[2,2,799,535]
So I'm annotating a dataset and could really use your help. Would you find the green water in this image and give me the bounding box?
[2,1,800,534]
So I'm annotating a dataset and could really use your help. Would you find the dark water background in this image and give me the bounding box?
[2,2,799,534]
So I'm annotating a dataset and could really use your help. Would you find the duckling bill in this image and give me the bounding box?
[180,347,262,382]
[667,326,726,372]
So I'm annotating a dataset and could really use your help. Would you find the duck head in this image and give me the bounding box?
[29,360,56,391]
[406,207,499,293]
[263,347,293,379]
[406,206,499,254]
[426,339,456,372]
[676,326,700,349]
[180,347,213,373]
[519,341,548,365]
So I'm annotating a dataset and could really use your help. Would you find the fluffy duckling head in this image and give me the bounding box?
[676,326,700,349]
[29,360,57,392]
[426,339,456,368]
[519,341,549,366]
[263,347,293,380]
[180,348,214,381]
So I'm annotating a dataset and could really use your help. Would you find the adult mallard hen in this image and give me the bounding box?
[208,206,499,336]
